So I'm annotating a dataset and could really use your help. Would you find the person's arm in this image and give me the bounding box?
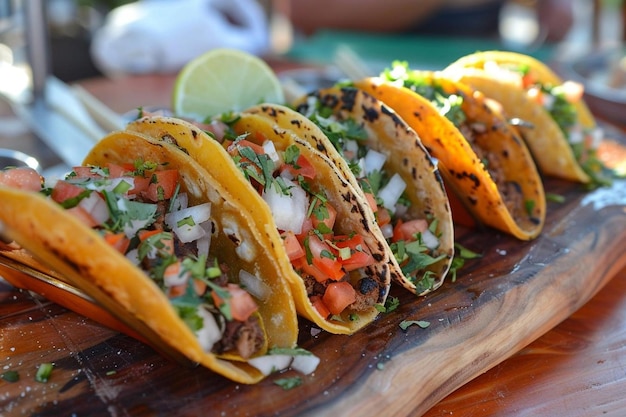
[288,0,444,35]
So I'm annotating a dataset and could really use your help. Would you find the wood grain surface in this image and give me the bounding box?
[1,155,625,416]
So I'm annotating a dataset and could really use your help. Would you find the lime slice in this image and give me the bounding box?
[172,48,284,121]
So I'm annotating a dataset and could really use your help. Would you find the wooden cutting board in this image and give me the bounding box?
[1,140,625,417]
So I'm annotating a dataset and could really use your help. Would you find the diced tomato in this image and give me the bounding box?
[310,295,331,319]
[252,131,268,145]
[138,229,162,241]
[107,163,134,178]
[143,169,179,201]
[310,200,337,232]
[299,260,330,283]
[340,249,375,272]
[71,166,103,179]
[376,207,392,227]
[283,231,305,262]
[168,284,187,298]
[304,232,336,259]
[363,191,378,213]
[392,218,428,242]
[51,181,86,204]
[213,283,258,322]
[334,234,375,271]
[103,232,130,254]
[129,176,150,196]
[0,167,42,192]
[520,72,536,89]
[334,233,366,250]
[312,256,345,281]
[227,139,265,157]
[322,281,356,315]
[66,205,99,228]
[282,154,316,179]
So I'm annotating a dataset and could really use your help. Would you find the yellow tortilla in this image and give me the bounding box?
[444,50,597,183]
[353,72,546,240]
[0,130,301,384]
[289,86,455,295]
[127,112,395,334]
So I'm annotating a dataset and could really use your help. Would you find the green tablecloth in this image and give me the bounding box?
[285,30,555,72]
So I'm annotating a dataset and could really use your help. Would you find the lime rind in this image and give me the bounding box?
[172,48,284,120]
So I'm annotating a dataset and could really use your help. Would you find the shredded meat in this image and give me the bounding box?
[213,315,265,359]
[459,122,525,223]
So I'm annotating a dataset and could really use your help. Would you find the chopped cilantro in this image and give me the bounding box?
[1,370,19,382]
[35,363,53,383]
[399,320,430,330]
[448,243,482,282]
[274,376,302,390]
[525,199,536,216]
[376,295,399,313]
[546,192,565,203]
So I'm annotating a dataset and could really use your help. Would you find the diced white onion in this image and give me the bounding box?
[378,173,407,211]
[362,149,387,175]
[79,192,109,224]
[124,218,153,240]
[381,223,394,240]
[588,127,604,148]
[421,228,440,251]
[568,126,583,144]
[125,248,140,265]
[344,139,359,158]
[195,306,222,353]
[262,140,282,165]
[170,192,189,211]
[279,167,294,181]
[542,93,555,110]
[239,269,270,302]
[195,222,213,258]
[247,354,293,376]
[165,203,212,243]
[291,353,320,375]
[262,179,307,234]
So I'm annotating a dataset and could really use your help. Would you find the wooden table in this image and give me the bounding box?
[1,70,625,416]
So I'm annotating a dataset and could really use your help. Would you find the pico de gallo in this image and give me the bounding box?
[204,116,382,321]
[0,162,265,359]
[479,60,611,187]
[296,98,447,294]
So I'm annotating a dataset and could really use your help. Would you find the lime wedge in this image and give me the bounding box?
[172,48,284,121]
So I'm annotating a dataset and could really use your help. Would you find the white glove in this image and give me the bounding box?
[90,0,269,75]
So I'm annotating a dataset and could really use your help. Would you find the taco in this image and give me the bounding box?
[443,50,610,186]
[126,111,396,335]
[0,130,302,384]
[353,65,546,241]
[289,86,455,295]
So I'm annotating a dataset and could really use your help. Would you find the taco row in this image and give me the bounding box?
[0,50,608,383]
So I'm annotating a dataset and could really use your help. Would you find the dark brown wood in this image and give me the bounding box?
[1,73,625,417]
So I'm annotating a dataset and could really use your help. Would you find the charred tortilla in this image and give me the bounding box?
[127,111,395,334]
[290,86,455,295]
[0,130,300,384]
[444,50,609,186]
[353,68,546,240]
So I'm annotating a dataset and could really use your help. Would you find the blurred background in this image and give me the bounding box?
[0,0,623,83]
